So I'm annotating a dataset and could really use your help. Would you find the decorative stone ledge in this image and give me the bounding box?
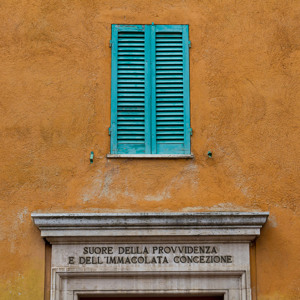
[32,212,268,244]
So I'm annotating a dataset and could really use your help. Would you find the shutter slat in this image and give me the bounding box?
[156,107,184,111]
[157,112,184,116]
[118,90,145,93]
[118,104,144,107]
[118,79,145,83]
[117,93,145,97]
[156,57,183,61]
[156,89,183,93]
[156,70,183,74]
[118,126,144,129]
[117,56,145,60]
[156,52,183,56]
[156,61,183,65]
[118,34,144,37]
[118,121,144,125]
[118,70,145,74]
[118,137,144,140]
[117,116,145,120]
[117,52,145,55]
[156,85,183,88]
[117,98,146,101]
[156,93,183,97]
[156,79,183,83]
[118,74,145,78]
[117,106,144,110]
[118,83,145,87]
[156,74,183,78]
[156,136,184,140]
[118,47,145,50]
[156,41,183,44]
[118,112,145,116]
[118,61,146,65]
[155,34,182,38]
[156,100,183,103]
[156,47,183,51]
[156,121,184,125]
[156,103,183,107]
[118,38,145,43]
[118,131,145,135]
[156,116,184,120]
[118,66,145,69]
[156,66,183,70]
[156,126,183,130]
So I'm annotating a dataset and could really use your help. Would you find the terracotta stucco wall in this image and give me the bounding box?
[0,0,299,299]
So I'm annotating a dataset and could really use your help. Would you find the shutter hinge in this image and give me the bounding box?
[109,40,112,48]
[108,127,112,136]
[188,40,191,48]
[188,128,193,136]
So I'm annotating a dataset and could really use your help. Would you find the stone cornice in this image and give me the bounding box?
[32,212,269,244]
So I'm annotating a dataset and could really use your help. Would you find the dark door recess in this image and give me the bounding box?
[80,297,223,300]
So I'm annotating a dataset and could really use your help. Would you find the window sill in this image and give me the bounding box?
[106,154,194,159]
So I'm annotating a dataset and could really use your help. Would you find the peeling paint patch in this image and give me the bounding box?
[182,203,259,212]
[17,208,28,224]
[210,203,254,211]
[9,208,29,253]
[268,215,278,227]
[181,206,206,212]
[81,166,138,202]
[144,192,170,202]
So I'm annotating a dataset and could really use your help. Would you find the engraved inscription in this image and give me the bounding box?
[67,245,233,266]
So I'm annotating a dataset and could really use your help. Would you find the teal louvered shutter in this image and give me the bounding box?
[111,24,190,155]
[111,25,151,154]
[151,25,190,154]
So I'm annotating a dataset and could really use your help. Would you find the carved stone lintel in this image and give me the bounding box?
[32,212,269,244]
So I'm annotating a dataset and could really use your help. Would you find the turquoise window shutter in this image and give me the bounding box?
[152,25,190,154]
[111,25,190,155]
[111,25,151,154]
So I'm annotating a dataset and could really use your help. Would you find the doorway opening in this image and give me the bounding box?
[79,297,224,300]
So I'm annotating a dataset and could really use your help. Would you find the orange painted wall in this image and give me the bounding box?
[0,0,299,299]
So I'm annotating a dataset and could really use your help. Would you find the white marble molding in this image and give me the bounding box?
[32,212,269,300]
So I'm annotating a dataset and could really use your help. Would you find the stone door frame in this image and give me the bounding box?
[53,270,247,300]
[32,212,269,300]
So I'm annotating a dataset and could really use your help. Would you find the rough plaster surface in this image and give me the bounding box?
[0,0,299,299]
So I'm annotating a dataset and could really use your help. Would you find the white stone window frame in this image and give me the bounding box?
[32,212,269,300]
